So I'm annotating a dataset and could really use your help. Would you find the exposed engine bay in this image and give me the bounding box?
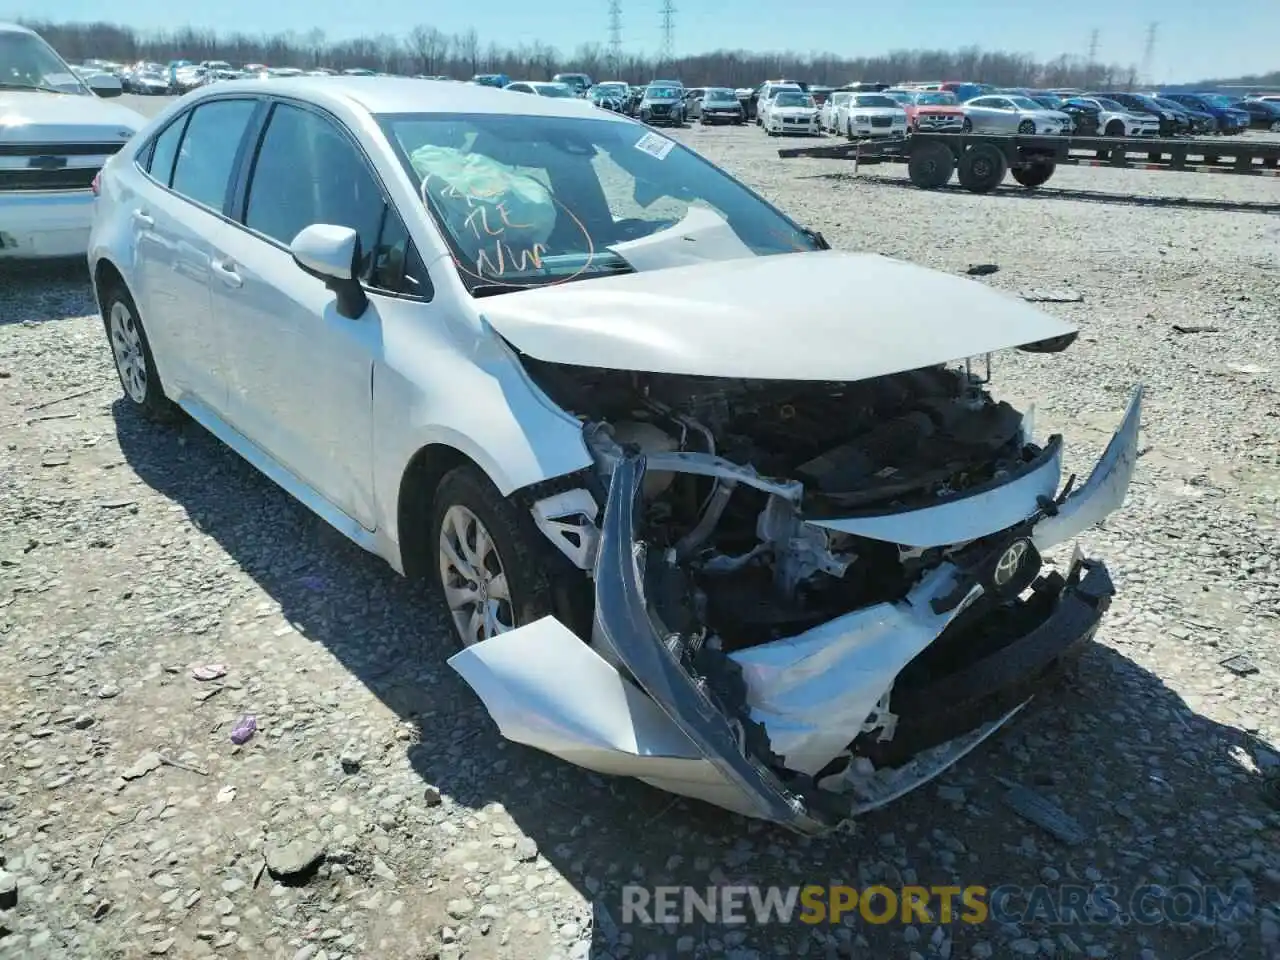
[522,354,1043,649]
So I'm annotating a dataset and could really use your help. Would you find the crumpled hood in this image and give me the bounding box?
[0,92,145,144]
[481,250,1076,380]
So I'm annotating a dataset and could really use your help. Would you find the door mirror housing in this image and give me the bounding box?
[290,224,369,319]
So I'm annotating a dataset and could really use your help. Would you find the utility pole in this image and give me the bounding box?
[658,0,675,68]
[1140,22,1158,87]
[1087,29,1099,63]
[607,0,622,76]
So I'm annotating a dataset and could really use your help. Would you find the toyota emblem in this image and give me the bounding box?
[993,539,1030,587]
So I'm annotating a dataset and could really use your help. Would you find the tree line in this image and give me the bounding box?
[26,18,1150,90]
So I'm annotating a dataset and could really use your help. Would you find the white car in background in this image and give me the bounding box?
[753,80,801,126]
[0,22,145,259]
[761,89,820,136]
[504,81,577,98]
[89,77,1141,834]
[837,92,908,140]
[1068,96,1161,137]
[960,94,1072,135]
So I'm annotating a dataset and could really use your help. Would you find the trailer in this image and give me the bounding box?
[776,132,1280,193]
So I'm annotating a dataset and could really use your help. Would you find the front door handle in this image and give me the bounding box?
[131,209,154,228]
[211,258,242,289]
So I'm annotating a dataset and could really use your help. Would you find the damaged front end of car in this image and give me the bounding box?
[449,357,1143,833]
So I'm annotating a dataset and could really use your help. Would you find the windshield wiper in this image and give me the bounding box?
[0,81,69,94]
[468,259,635,297]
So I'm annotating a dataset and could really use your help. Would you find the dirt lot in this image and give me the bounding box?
[2,98,1280,960]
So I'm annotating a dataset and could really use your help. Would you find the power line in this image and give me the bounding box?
[1087,29,1099,62]
[607,0,622,74]
[658,0,675,65]
[1140,22,1158,85]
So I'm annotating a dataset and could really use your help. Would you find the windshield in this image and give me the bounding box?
[915,92,958,105]
[535,83,576,98]
[773,92,812,108]
[705,88,737,101]
[1153,98,1185,111]
[1007,96,1044,110]
[1032,95,1062,108]
[379,112,818,293]
[596,83,627,95]
[646,86,680,99]
[0,30,90,94]
[1199,93,1236,107]
[852,94,898,108]
[1094,97,1128,112]
[882,90,913,104]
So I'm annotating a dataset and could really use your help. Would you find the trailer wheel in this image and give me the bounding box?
[957,143,1008,193]
[1011,160,1056,188]
[907,141,956,189]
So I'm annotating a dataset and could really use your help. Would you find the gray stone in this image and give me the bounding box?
[265,839,327,880]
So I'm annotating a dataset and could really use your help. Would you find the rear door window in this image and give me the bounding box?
[169,99,258,212]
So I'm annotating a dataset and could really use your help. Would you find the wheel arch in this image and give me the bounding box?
[396,442,476,580]
[92,256,128,316]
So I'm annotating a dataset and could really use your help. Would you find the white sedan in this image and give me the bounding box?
[90,77,1142,833]
[761,89,820,136]
[836,92,909,139]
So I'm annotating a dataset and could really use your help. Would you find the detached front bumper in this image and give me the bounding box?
[450,388,1142,832]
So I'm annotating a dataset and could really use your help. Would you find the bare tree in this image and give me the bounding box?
[22,15,1159,89]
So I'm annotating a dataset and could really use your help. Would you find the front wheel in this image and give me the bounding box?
[101,283,182,423]
[432,465,558,650]
[1017,119,1036,135]
[1105,119,1125,137]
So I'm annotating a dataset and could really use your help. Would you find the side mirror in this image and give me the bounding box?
[290,224,368,320]
[87,74,123,97]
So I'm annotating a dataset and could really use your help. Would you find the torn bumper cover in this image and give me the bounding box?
[449,389,1140,833]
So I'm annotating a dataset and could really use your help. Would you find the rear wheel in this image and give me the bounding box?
[1011,160,1056,188]
[957,143,1008,193]
[907,140,956,189]
[961,116,973,133]
[101,283,181,423]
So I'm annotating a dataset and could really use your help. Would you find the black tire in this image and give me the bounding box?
[1017,119,1036,135]
[1105,119,1125,137]
[431,464,562,650]
[100,282,182,423]
[1010,161,1056,188]
[961,116,973,133]
[907,141,956,189]
[957,143,1008,193]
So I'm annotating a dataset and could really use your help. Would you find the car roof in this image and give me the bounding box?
[188,76,617,121]
[0,21,37,35]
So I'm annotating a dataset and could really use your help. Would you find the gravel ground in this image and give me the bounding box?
[2,97,1280,960]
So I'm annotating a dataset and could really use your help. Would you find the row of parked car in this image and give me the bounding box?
[743,78,1280,140]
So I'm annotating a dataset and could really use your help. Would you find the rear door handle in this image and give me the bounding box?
[211,258,242,289]
[131,209,154,228]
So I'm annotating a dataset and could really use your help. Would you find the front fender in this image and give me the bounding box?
[372,307,592,547]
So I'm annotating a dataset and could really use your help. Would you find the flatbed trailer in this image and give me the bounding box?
[776,132,1280,193]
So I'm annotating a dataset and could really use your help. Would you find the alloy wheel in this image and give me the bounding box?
[438,504,513,646]
[109,301,148,403]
